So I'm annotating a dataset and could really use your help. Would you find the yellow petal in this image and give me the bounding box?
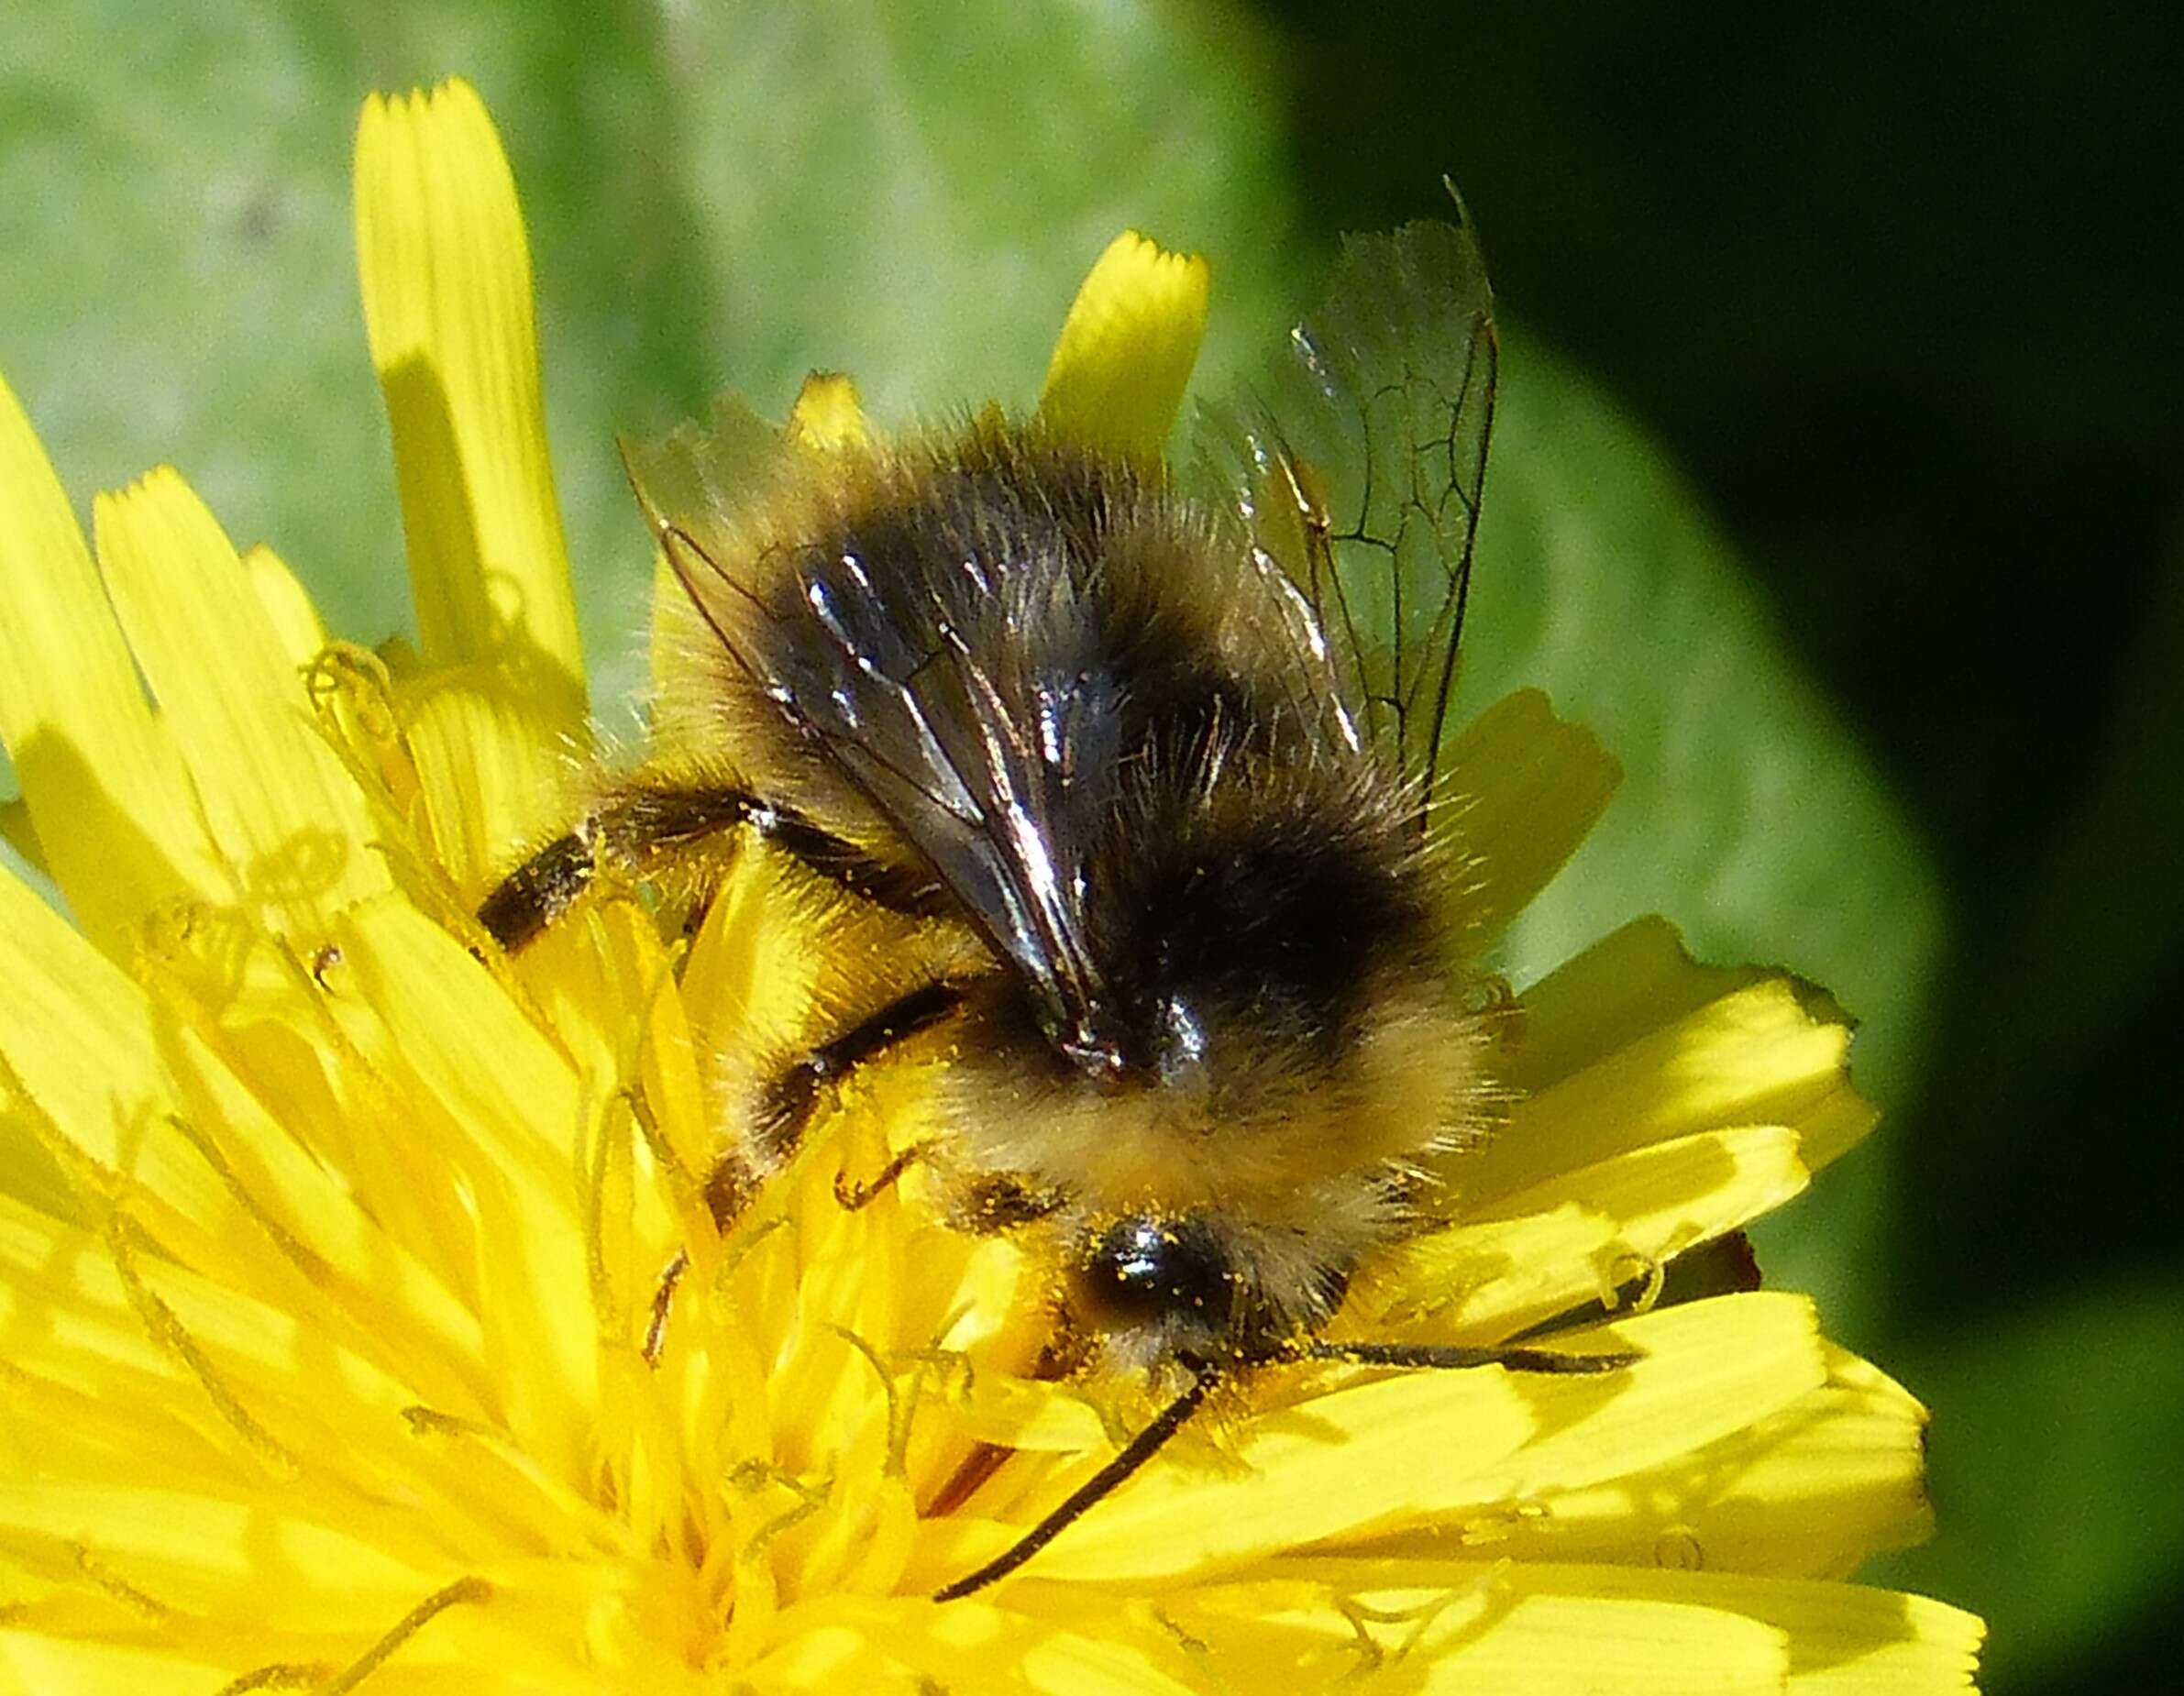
[1362,1345,1934,1580]
[0,376,224,952]
[354,80,585,716]
[1470,961,1876,1203]
[0,865,195,1213]
[786,370,871,451]
[0,1196,493,1579]
[1632,1344,1935,1580]
[151,1000,492,1415]
[947,1375,1111,1454]
[669,843,824,1105]
[1442,688,1623,953]
[1504,915,1750,1091]
[327,894,595,1478]
[0,871,486,1421]
[1373,1125,1810,1342]
[1035,231,1210,459]
[940,1293,1825,1588]
[0,1639,238,1695]
[241,541,330,670]
[1575,1566,1984,1694]
[1748,1576,1983,1693]
[93,469,388,931]
[746,1593,1199,1695]
[1145,1571,1788,1695]
[1392,1589,1784,1696]
[1424,1566,1981,1696]
[402,674,578,898]
[0,1412,441,1626]
[1178,1565,1979,1695]
[1483,1121,1807,1256]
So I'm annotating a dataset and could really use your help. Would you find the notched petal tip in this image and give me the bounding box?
[1038,230,1211,460]
[90,468,389,924]
[1495,915,1881,1188]
[353,76,584,713]
[0,380,229,947]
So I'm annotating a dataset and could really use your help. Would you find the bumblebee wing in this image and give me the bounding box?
[1192,207,1497,828]
[623,414,1113,1052]
[621,391,789,556]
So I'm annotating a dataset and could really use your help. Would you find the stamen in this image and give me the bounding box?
[1333,1594,1388,1676]
[1151,1606,1210,1657]
[308,943,345,989]
[723,1459,831,1563]
[315,1576,493,1693]
[596,938,702,1305]
[828,1325,912,1476]
[0,1045,108,1204]
[621,1084,700,1213]
[400,1404,498,1441]
[105,1214,298,1477]
[70,1541,169,1622]
[579,1083,622,1314]
[212,1664,330,1693]
[1602,1250,1666,1316]
[1654,1524,1707,1569]
[299,641,401,746]
[163,1113,332,1287]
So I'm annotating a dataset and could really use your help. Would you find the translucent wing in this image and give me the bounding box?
[622,391,789,539]
[623,413,1127,1068]
[1194,208,1497,827]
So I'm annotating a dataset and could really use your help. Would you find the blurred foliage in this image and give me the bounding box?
[0,3,2176,1692]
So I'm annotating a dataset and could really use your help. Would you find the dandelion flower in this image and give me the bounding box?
[0,78,1983,1692]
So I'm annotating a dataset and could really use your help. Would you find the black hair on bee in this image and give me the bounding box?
[477,200,1634,1602]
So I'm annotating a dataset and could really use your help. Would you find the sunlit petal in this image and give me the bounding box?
[354,79,584,717]
[1036,231,1210,459]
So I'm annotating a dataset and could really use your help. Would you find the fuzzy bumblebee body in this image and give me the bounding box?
[625,418,1491,1374]
[479,213,1539,1589]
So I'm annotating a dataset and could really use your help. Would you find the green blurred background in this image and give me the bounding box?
[2,4,2177,1690]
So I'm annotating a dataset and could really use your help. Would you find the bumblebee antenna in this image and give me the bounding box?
[932,1354,1223,1602]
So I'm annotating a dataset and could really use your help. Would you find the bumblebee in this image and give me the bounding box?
[480,207,1623,1598]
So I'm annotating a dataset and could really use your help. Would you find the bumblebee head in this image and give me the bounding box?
[1068,1210,1297,1369]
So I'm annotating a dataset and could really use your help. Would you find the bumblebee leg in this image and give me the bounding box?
[700,1154,753,1229]
[833,1141,933,1211]
[641,981,967,1366]
[641,1156,761,1366]
[753,980,966,1161]
[477,784,947,951]
[954,1172,1066,1236]
[641,1249,689,1366]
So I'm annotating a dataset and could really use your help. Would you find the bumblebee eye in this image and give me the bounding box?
[1075,1214,1231,1327]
